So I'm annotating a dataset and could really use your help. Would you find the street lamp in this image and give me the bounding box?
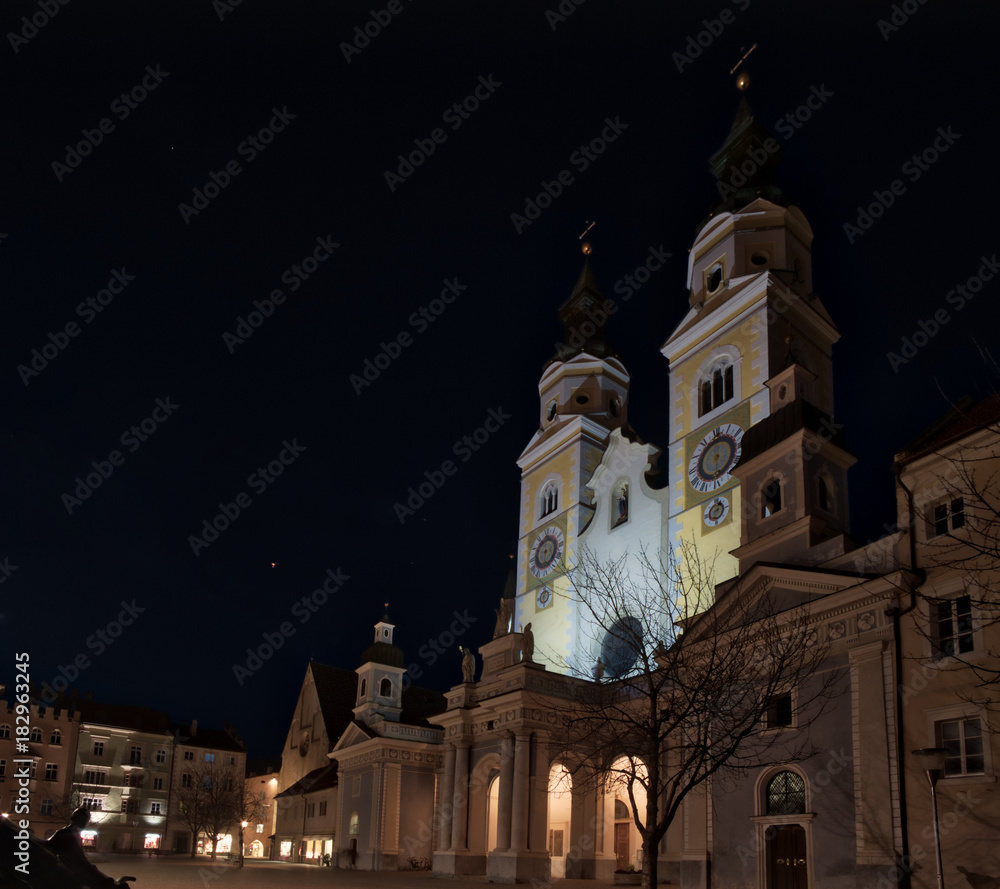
[912,747,948,889]
[240,821,248,867]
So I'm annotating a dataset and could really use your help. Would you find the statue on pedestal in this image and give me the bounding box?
[461,646,475,684]
[522,623,534,663]
[493,596,512,638]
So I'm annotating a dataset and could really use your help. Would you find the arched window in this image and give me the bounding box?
[699,360,734,416]
[30,727,42,743]
[762,477,782,518]
[349,813,359,836]
[766,771,806,815]
[359,678,367,699]
[818,474,833,512]
[540,481,559,519]
[379,677,392,697]
[50,730,62,746]
[614,799,629,819]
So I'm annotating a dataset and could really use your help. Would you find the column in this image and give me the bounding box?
[510,733,530,851]
[528,732,550,853]
[450,742,470,851]
[495,732,515,851]
[438,744,456,851]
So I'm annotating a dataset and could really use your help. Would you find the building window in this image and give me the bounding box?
[349,813,359,835]
[30,727,43,743]
[229,757,236,766]
[82,797,103,812]
[939,718,985,777]
[150,803,162,815]
[153,777,163,790]
[40,799,53,816]
[540,481,559,518]
[93,740,105,757]
[0,760,5,777]
[379,677,392,697]
[122,798,139,814]
[28,761,37,778]
[307,803,315,818]
[129,746,142,765]
[699,361,734,416]
[256,823,263,834]
[818,475,833,512]
[83,769,108,785]
[932,595,974,658]
[183,751,194,761]
[205,753,214,763]
[762,478,783,518]
[44,763,58,781]
[767,693,793,729]
[706,262,724,294]
[129,773,145,788]
[359,678,367,698]
[320,800,327,816]
[766,771,806,815]
[50,730,62,746]
[155,749,166,764]
[0,725,9,739]
[931,498,965,537]
[182,774,193,788]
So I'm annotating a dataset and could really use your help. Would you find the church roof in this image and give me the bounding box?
[359,640,405,668]
[550,258,618,365]
[308,660,447,735]
[274,761,338,798]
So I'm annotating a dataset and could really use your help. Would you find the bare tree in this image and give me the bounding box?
[232,784,267,866]
[173,767,209,858]
[550,542,838,889]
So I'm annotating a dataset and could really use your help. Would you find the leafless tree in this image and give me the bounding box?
[172,766,209,859]
[549,542,839,889]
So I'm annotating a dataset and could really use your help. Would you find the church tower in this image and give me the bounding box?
[513,253,631,674]
[353,609,405,725]
[662,78,843,594]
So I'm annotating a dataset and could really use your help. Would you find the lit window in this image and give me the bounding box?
[939,718,985,776]
[932,595,974,658]
[932,498,965,537]
[45,763,58,781]
[540,481,559,518]
[699,361,734,416]
[50,730,62,746]
[766,771,805,815]
[349,813,359,835]
[82,797,103,812]
[205,753,214,763]
[256,824,263,834]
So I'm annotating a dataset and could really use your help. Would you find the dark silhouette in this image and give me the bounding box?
[46,808,134,888]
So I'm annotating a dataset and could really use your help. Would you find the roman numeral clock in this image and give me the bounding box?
[685,412,747,532]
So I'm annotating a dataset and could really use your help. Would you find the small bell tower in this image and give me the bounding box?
[354,605,405,724]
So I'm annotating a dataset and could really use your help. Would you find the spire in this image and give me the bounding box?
[708,72,784,213]
[552,242,616,363]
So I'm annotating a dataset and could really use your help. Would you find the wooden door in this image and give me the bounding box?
[614,823,629,869]
[768,824,807,889]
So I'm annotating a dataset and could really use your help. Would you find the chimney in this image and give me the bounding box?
[190,719,198,736]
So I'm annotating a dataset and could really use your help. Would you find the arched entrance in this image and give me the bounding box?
[754,769,813,889]
[606,755,646,874]
[547,764,571,877]
[486,773,500,854]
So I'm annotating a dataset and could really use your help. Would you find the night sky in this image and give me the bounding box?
[2,1,997,760]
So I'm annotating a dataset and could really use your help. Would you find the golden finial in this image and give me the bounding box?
[736,71,750,91]
[581,241,593,256]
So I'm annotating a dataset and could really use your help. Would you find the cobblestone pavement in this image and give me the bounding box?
[59,856,620,889]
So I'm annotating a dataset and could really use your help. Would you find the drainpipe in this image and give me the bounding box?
[891,460,925,889]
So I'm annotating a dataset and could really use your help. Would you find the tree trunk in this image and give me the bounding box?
[641,836,657,889]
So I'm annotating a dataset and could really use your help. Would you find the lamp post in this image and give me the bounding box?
[240,821,248,867]
[912,747,948,889]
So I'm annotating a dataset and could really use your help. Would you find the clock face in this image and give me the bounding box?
[537,588,551,608]
[530,526,565,578]
[704,496,730,527]
[688,423,744,494]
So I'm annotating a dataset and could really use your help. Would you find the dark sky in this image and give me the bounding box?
[3,1,997,759]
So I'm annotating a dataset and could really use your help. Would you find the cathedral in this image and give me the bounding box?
[271,80,999,888]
